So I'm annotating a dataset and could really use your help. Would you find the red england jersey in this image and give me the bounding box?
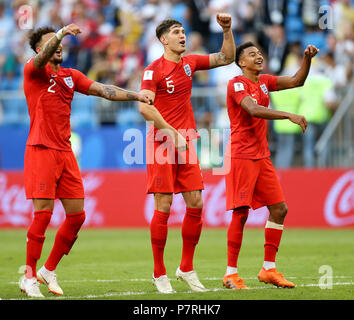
[23,58,94,151]
[140,54,210,139]
[226,74,278,159]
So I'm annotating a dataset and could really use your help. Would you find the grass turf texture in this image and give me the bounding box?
[0,228,353,300]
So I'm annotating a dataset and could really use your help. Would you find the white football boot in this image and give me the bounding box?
[19,276,44,298]
[152,274,176,294]
[176,267,208,292]
[37,266,63,295]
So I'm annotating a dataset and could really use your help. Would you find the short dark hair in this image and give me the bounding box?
[29,26,56,53]
[156,19,182,40]
[235,42,257,67]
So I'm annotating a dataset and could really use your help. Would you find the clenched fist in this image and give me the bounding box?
[62,24,82,37]
[304,45,319,59]
[216,13,232,30]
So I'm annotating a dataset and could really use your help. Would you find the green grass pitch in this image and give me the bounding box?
[0,228,353,300]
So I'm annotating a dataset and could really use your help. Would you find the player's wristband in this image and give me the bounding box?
[56,28,65,40]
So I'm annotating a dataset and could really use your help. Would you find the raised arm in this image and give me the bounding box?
[138,89,187,151]
[241,96,308,133]
[209,13,236,68]
[87,82,152,104]
[276,45,319,90]
[33,24,81,69]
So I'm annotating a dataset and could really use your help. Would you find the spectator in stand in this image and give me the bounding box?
[0,0,353,140]
[236,0,259,36]
[334,25,354,80]
[320,51,348,90]
[299,68,336,167]
[284,0,304,43]
[325,31,353,81]
[185,31,209,87]
[259,24,289,75]
[301,0,328,54]
[203,0,239,52]
[71,1,100,74]
[271,88,302,168]
[187,0,210,46]
[271,46,303,168]
[0,2,14,74]
[332,0,354,41]
[265,0,288,25]
[170,0,191,35]
[115,40,145,89]
[262,0,287,26]
[138,0,172,64]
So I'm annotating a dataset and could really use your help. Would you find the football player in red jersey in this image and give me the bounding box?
[20,24,152,297]
[223,42,319,289]
[138,14,236,293]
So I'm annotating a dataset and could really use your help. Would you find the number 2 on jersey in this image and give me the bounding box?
[48,79,56,93]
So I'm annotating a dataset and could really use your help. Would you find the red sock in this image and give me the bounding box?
[264,222,284,263]
[180,207,203,272]
[150,210,169,278]
[227,208,249,268]
[45,211,85,271]
[26,210,52,278]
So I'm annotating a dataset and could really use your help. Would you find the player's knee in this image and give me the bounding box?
[268,202,288,223]
[274,203,288,219]
[62,198,84,214]
[155,193,173,212]
[159,203,172,213]
[188,196,203,209]
[280,203,288,218]
[33,199,54,211]
[184,190,203,209]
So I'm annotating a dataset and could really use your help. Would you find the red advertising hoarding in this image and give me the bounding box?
[0,169,353,228]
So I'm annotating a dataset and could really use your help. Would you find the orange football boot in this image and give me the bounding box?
[258,268,295,288]
[223,273,249,289]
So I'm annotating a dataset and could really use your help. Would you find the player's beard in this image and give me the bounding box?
[52,56,63,64]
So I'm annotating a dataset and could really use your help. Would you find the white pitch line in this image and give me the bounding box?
[6,281,354,300]
[7,275,353,285]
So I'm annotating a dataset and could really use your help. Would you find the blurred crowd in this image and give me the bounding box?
[0,0,353,167]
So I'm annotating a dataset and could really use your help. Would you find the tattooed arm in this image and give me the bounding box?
[33,24,81,69]
[87,82,153,104]
[209,13,236,68]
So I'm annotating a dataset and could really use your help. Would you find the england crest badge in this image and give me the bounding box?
[184,64,192,77]
[260,84,268,95]
[64,76,74,89]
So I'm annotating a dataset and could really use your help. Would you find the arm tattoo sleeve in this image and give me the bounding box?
[101,85,137,101]
[33,36,61,68]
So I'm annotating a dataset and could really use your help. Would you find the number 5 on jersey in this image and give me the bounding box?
[166,79,174,94]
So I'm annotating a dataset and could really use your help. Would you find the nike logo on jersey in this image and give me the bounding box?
[165,75,173,80]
